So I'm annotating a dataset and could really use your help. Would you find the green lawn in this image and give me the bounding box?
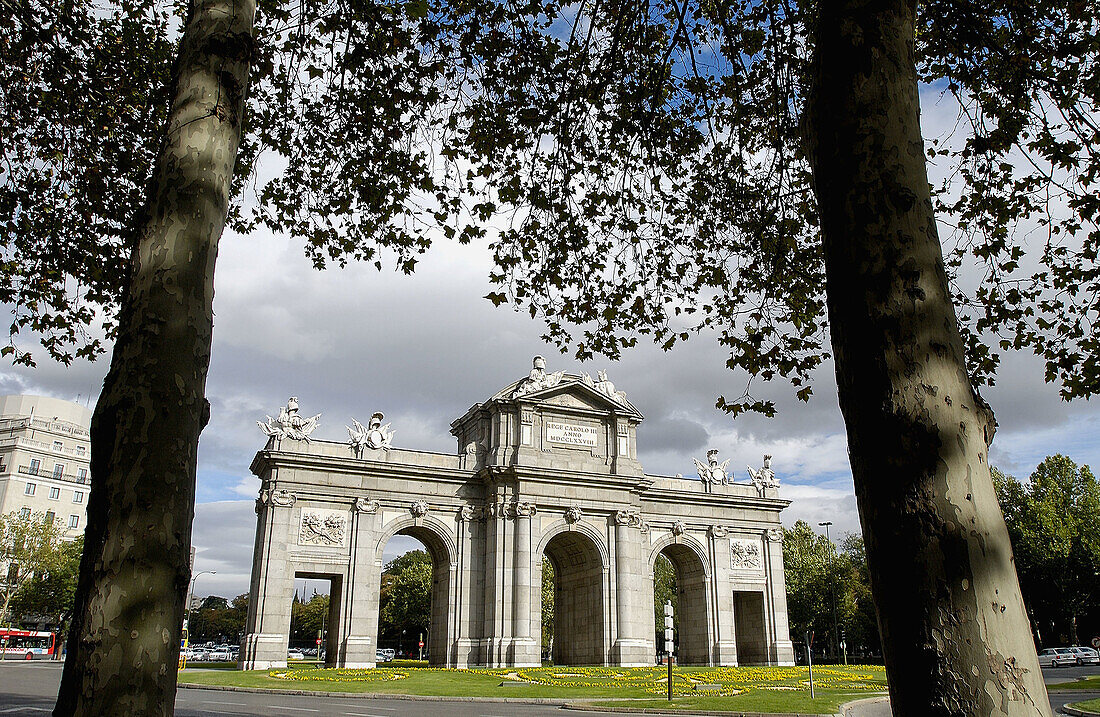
[1067,698,1100,714]
[179,664,887,714]
[1048,676,1100,691]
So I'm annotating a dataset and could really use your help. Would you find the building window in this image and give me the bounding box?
[19,507,30,519]
[78,468,87,482]
[52,440,63,452]
[49,486,60,500]
[45,511,55,524]
[24,482,35,496]
[29,458,40,473]
[73,491,84,503]
[76,446,86,457]
[68,515,79,529]
[52,463,65,480]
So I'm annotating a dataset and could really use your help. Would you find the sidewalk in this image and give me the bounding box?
[838,697,891,717]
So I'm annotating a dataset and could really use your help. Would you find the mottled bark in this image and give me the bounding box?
[54,1,255,715]
[806,0,1051,714]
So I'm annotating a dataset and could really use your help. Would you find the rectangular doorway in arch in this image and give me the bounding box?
[733,590,767,664]
[292,572,342,667]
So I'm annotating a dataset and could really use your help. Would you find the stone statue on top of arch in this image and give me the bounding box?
[692,449,731,486]
[258,396,321,441]
[747,454,780,494]
[512,355,565,398]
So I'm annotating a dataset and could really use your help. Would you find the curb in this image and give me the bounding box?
[562,705,824,716]
[177,682,567,704]
[836,696,890,717]
[1063,705,1100,717]
[180,683,868,716]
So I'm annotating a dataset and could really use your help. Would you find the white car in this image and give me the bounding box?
[1037,647,1077,667]
[209,648,233,661]
[1069,646,1100,665]
[287,649,306,661]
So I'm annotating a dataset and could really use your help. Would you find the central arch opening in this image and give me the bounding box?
[377,526,452,666]
[654,543,709,664]
[540,530,605,665]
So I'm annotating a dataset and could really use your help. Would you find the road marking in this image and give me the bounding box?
[203,701,249,706]
[343,713,396,717]
[0,709,51,713]
[271,708,320,713]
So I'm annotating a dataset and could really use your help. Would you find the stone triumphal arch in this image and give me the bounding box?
[239,358,795,669]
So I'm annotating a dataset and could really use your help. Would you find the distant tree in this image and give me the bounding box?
[839,533,881,658]
[9,535,83,648]
[994,457,1100,645]
[377,550,432,651]
[198,595,228,611]
[188,593,248,645]
[288,592,330,648]
[782,521,876,660]
[652,554,677,653]
[0,511,66,627]
[541,558,554,655]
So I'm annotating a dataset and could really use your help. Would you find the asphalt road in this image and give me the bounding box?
[0,662,576,717]
[0,661,1096,716]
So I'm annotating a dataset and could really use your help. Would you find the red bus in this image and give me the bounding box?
[0,629,57,660]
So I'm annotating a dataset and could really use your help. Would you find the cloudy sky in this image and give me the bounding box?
[2,88,1096,602]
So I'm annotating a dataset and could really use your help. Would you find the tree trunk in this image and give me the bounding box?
[54,1,255,715]
[806,0,1051,714]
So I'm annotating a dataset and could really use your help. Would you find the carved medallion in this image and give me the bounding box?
[709,525,728,539]
[516,501,537,517]
[354,497,380,514]
[410,499,429,517]
[565,506,583,524]
[672,521,687,536]
[615,509,642,527]
[259,486,296,508]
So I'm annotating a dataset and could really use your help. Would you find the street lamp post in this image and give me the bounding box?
[185,570,216,633]
[818,522,838,660]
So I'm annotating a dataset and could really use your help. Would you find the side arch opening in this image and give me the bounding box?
[541,530,605,665]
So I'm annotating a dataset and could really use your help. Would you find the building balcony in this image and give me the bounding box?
[17,464,90,484]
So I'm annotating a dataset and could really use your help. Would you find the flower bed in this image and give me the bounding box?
[271,664,882,697]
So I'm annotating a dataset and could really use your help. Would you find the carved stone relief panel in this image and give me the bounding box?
[729,537,764,571]
[298,507,349,547]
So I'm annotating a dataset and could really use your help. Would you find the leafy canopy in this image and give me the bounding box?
[3,0,1097,413]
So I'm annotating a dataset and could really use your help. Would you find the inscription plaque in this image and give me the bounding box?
[545,420,598,447]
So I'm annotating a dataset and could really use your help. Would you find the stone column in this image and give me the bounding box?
[709,525,738,665]
[510,502,539,665]
[339,497,380,668]
[764,528,795,665]
[611,510,650,666]
[482,501,507,666]
[239,486,297,670]
[454,505,484,667]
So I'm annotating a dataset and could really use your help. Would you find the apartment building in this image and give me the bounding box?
[0,395,92,537]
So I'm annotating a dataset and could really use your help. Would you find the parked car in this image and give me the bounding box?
[287,649,306,660]
[1037,647,1077,667]
[380,648,395,662]
[208,648,233,662]
[1069,646,1100,665]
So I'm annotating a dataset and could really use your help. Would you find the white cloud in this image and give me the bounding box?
[0,78,1093,601]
